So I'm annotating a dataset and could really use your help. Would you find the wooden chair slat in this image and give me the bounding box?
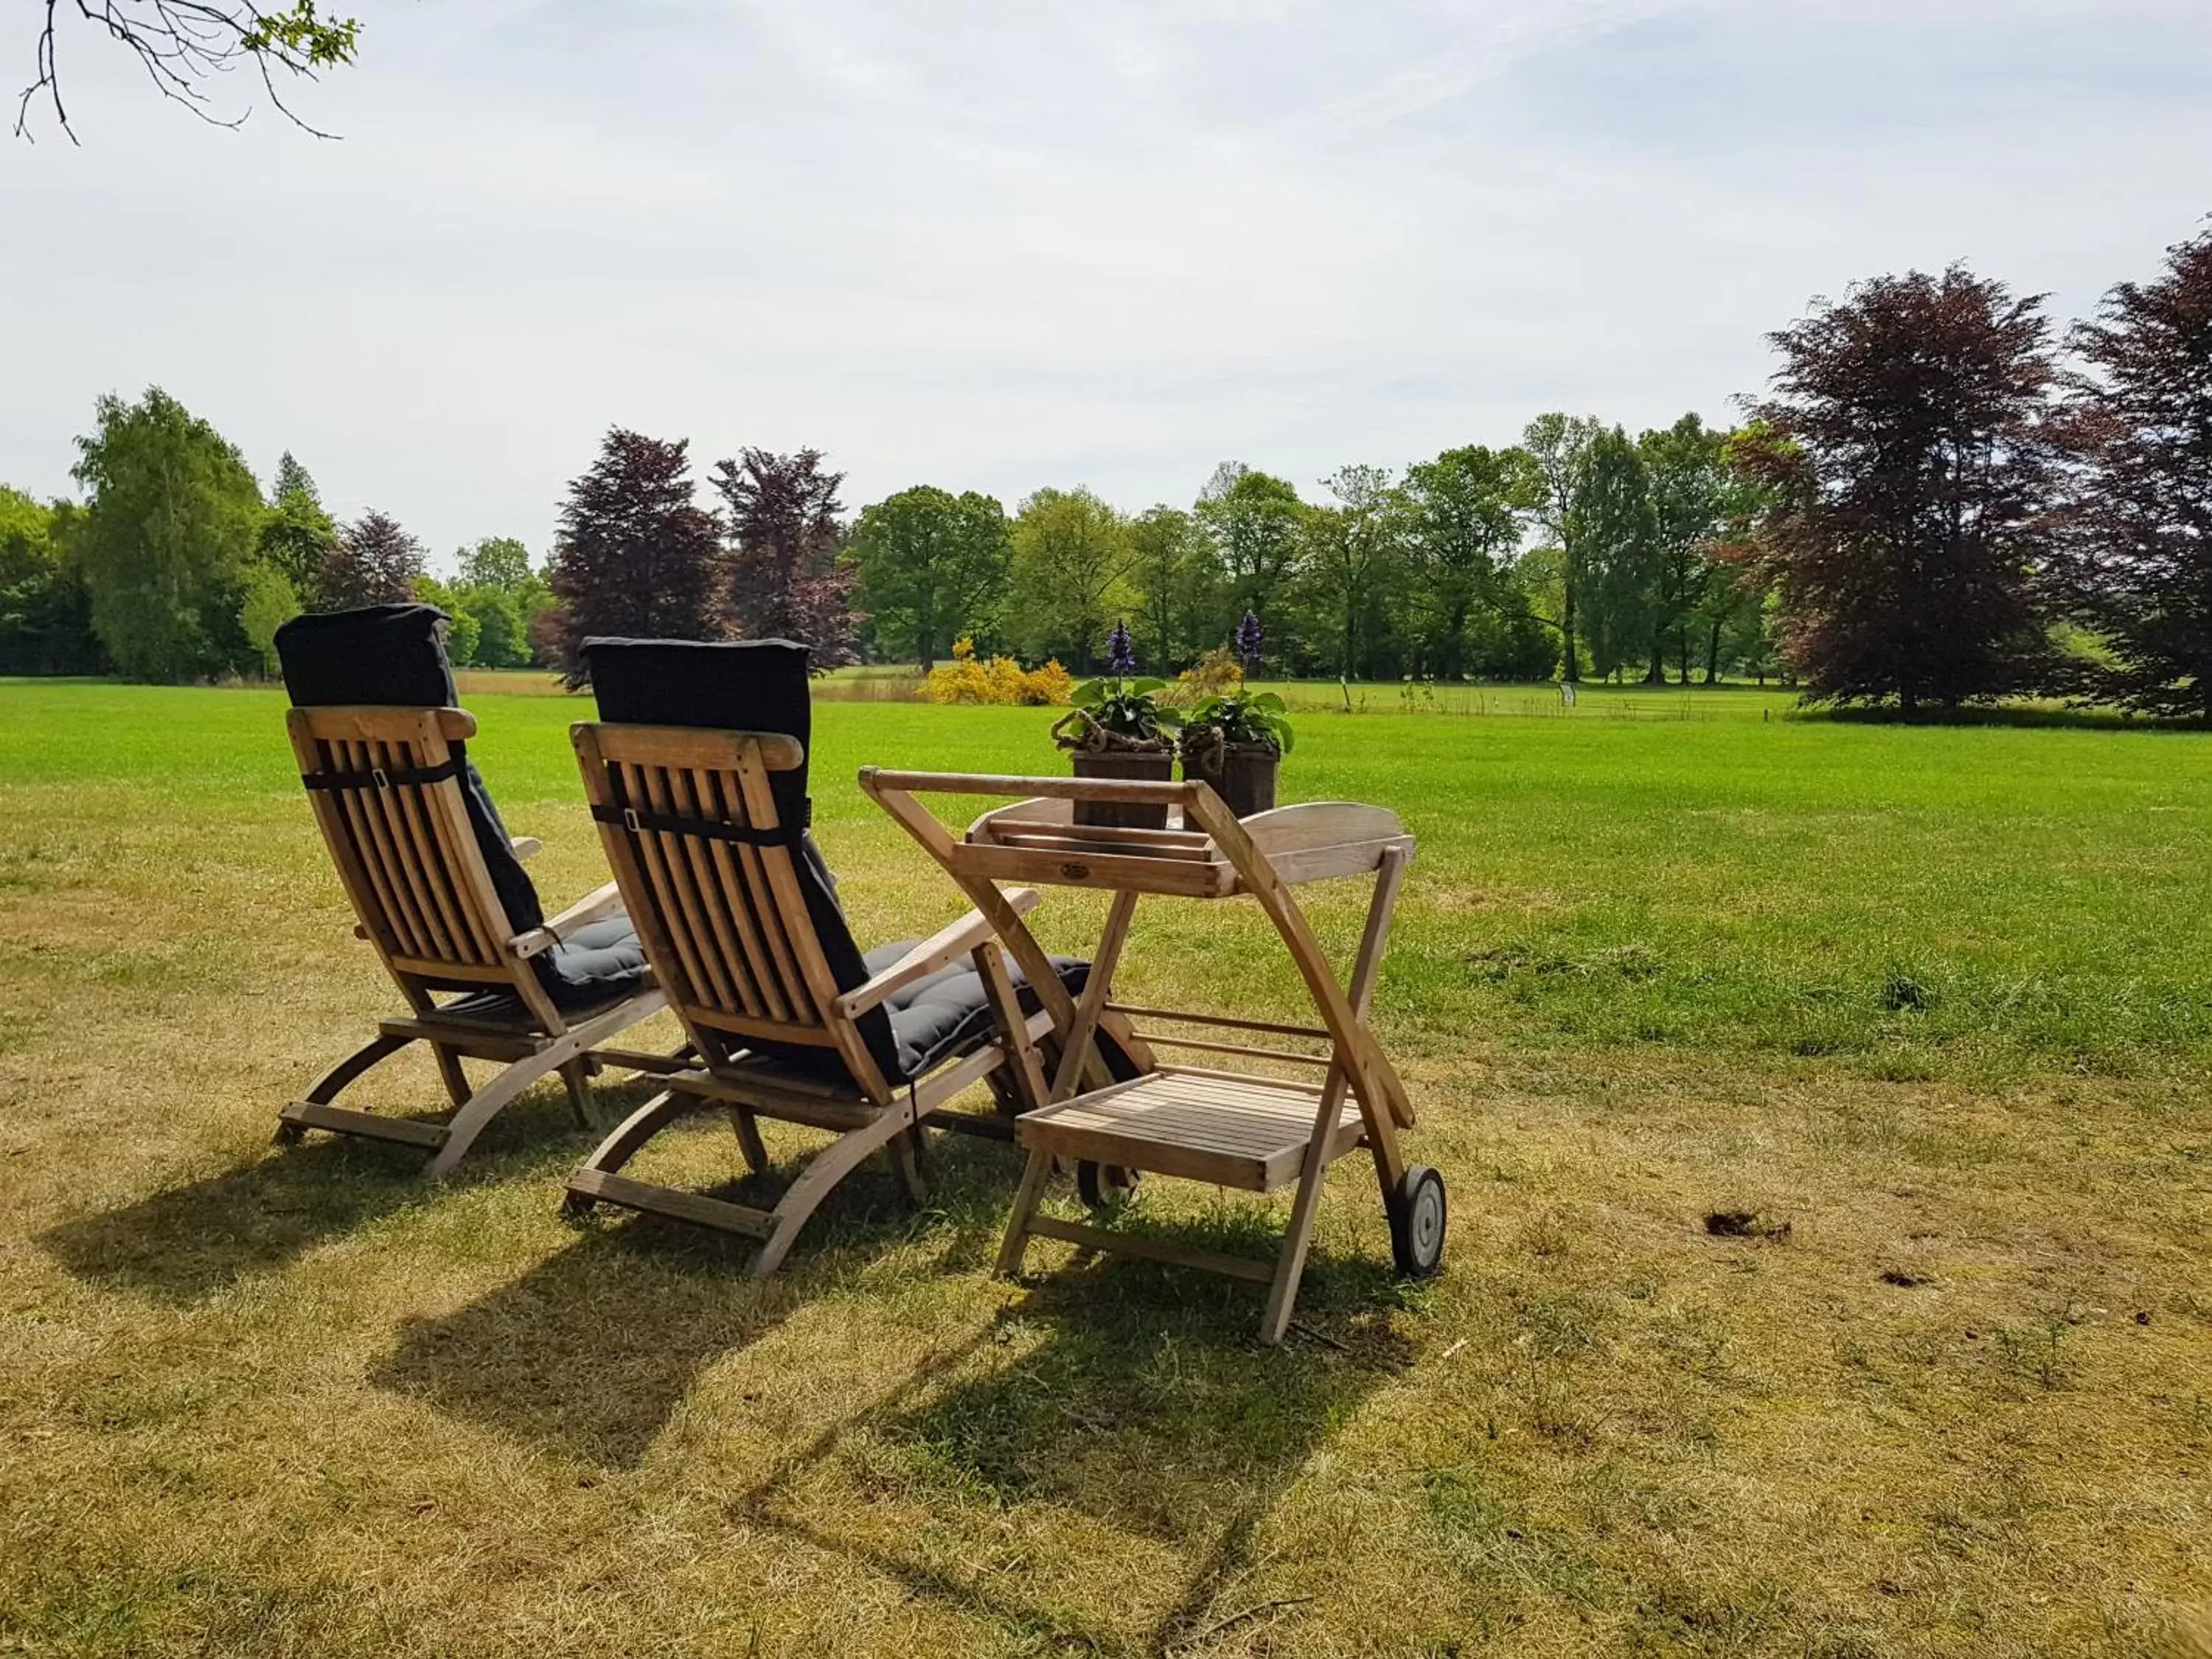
[617,759,712,1009]
[377,737,464,963]
[666,763,758,1018]
[641,761,740,1014]
[696,766,781,1022]
[340,738,433,959]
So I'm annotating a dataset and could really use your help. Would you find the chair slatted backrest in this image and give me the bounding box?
[573,721,894,1099]
[288,705,550,1019]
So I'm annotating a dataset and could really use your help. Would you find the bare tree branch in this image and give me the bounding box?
[17,1,360,143]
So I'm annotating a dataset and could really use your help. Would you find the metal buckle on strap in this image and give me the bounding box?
[371,767,391,790]
[622,807,642,834]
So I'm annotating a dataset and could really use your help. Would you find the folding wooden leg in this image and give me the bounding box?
[431,1045,473,1109]
[557,1059,601,1130]
[888,1127,925,1205]
[728,1108,771,1174]
[995,1147,1054,1277]
[1260,1098,1341,1345]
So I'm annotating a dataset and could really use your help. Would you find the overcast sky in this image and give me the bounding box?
[4,0,2208,570]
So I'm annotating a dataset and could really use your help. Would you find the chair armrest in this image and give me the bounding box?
[510,880,625,960]
[834,888,1043,1020]
[509,836,543,861]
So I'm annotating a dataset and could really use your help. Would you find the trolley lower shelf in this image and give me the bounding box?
[1016,1067,1363,1193]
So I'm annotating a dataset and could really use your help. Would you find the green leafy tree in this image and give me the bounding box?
[237,564,302,676]
[1005,487,1135,672]
[1194,463,1303,631]
[0,488,103,672]
[1573,426,1660,682]
[71,387,267,681]
[257,451,335,592]
[1126,504,1213,670]
[1400,445,1537,678]
[1304,465,1405,680]
[460,588,530,667]
[457,535,535,591]
[1638,414,1732,683]
[1522,414,1605,681]
[848,486,1010,668]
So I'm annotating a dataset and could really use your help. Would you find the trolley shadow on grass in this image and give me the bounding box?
[727,1221,1418,1652]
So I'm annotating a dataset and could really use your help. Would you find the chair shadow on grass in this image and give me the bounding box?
[365,1116,1021,1470]
[37,1078,638,1306]
[729,1197,1418,1652]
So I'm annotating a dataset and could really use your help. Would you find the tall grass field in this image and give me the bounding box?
[1,678,2206,1658]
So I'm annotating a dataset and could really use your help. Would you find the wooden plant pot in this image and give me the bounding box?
[1068,748,1174,830]
[1182,742,1279,818]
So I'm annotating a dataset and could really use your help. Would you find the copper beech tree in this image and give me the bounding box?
[1736,267,2058,712]
[2054,226,2212,722]
[713,447,861,667]
[546,428,722,687]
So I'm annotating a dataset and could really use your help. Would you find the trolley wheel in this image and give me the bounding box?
[1388,1165,1447,1279]
[1077,1161,1139,1208]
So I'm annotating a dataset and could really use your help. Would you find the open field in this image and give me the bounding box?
[1,678,2208,1658]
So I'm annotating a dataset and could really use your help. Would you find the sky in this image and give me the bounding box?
[4,0,2209,571]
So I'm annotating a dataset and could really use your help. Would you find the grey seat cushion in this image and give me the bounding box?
[546,915,653,1009]
[434,914,652,1027]
[861,939,1091,1082]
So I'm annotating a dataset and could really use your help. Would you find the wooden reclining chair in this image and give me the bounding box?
[559,636,1120,1274]
[272,605,667,1177]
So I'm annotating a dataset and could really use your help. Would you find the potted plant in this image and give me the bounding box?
[1179,611,1292,817]
[1051,622,1181,830]
[1180,689,1293,816]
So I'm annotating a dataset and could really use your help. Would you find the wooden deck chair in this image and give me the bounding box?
[272,604,668,1177]
[558,636,1109,1274]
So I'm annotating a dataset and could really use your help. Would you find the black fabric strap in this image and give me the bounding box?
[301,757,465,792]
[591,803,805,846]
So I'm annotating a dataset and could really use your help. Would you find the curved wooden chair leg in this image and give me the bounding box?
[561,1088,704,1217]
[728,1108,771,1174]
[277,1033,414,1144]
[425,1042,579,1180]
[751,1110,914,1277]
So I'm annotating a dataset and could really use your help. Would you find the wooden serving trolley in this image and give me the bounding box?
[857,768,1445,1345]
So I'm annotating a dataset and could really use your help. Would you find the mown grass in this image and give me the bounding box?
[1,677,2208,1658]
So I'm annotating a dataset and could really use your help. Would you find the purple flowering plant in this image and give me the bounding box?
[1055,620,1181,751]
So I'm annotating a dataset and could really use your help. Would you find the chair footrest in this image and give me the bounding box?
[1025,1215,1277,1284]
[567,1168,777,1238]
[281,1101,450,1149]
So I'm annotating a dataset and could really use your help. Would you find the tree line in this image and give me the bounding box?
[6,217,2208,717]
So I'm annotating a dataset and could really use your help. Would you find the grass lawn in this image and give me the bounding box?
[1,678,2207,1658]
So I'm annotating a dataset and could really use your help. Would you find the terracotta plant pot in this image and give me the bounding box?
[1182,741,1279,819]
[1068,747,1174,830]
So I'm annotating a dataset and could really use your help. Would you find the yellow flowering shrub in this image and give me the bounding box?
[1164,647,1245,706]
[919,638,1072,706]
